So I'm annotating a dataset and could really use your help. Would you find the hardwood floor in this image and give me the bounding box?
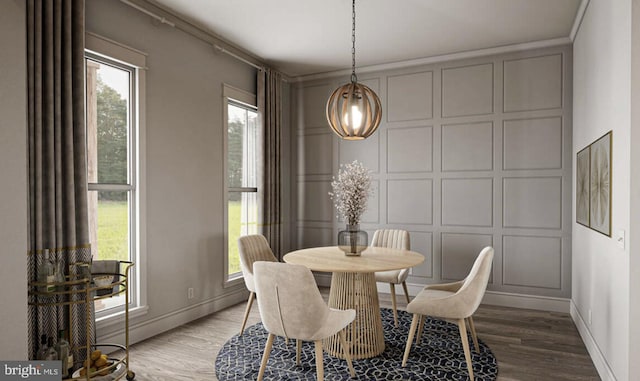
[121,289,600,380]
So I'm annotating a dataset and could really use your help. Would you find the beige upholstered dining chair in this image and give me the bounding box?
[237,234,278,336]
[371,229,411,327]
[253,261,356,381]
[402,246,494,381]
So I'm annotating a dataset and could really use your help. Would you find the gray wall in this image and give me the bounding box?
[0,0,293,353]
[573,0,632,379]
[294,45,573,299]
[85,0,272,342]
[630,0,640,377]
[0,0,28,360]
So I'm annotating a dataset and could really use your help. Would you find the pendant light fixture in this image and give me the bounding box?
[326,0,382,140]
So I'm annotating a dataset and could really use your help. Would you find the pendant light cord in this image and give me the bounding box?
[351,0,358,83]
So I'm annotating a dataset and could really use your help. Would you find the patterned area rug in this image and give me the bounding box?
[215,308,498,380]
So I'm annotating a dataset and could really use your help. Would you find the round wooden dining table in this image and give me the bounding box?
[283,246,424,359]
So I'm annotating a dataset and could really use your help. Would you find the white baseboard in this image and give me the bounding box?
[570,300,617,381]
[480,290,569,313]
[387,282,571,313]
[313,274,570,313]
[96,288,248,348]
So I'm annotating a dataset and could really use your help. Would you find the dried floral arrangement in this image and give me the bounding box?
[329,160,373,226]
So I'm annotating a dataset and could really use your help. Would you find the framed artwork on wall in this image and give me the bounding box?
[576,131,612,236]
[589,131,612,236]
[576,146,590,227]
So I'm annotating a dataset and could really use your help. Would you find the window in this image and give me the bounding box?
[85,53,135,313]
[84,33,146,320]
[224,86,259,282]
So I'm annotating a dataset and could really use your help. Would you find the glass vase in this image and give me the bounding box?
[338,224,368,256]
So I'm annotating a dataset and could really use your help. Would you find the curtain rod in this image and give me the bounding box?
[213,45,263,71]
[119,0,265,71]
[120,0,175,27]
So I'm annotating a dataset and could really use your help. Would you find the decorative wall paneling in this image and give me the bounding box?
[294,45,572,299]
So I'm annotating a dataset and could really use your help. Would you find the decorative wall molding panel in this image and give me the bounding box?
[339,133,380,173]
[503,235,562,289]
[442,63,494,117]
[298,180,333,222]
[442,122,494,172]
[503,117,563,170]
[503,177,562,229]
[441,178,493,227]
[387,126,433,173]
[503,54,563,112]
[387,179,434,225]
[302,84,333,128]
[300,133,333,175]
[441,232,494,281]
[294,44,572,300]
[408,231,434,278]
[387,71,433,122]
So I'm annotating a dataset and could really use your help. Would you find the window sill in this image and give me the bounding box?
[95,305,149,330]
[223,275,244,289]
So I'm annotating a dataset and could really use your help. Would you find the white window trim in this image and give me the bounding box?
[86,33,148,329]
[223,84,257,288]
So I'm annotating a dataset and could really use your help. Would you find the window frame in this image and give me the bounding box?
[85,52,137,317]
[85,33,148,327]
[223,84,258,288]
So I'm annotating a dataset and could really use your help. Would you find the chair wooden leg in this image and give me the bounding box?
[339,330,355,377]
[467,316,479,353]
[402,281,410,304]
[402,314,420,367]
[296,339,302,365]
[239,291,255,336]
[458,319,474,381]
[416,314,426,345]
[257,333,275,381]
[314,340,324,381]
[390,283,399,327]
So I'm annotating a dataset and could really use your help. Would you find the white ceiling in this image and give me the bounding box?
[149,0,583,77]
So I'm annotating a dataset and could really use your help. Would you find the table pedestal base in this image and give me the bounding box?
[324,272,385,360]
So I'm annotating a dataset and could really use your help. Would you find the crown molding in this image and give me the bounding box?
[295,37,572,83]
[120,0,266,71]
[570,0,591,41]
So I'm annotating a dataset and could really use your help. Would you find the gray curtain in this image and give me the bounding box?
[258,69,283,259]
[27,0,93,361]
